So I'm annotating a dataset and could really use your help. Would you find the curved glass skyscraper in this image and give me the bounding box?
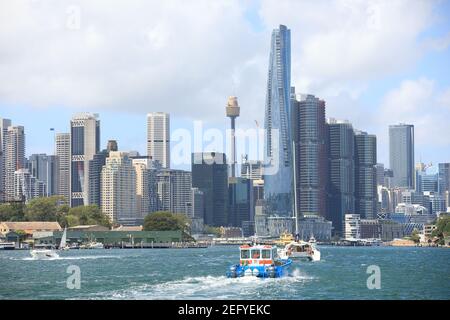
[263,25,293,216]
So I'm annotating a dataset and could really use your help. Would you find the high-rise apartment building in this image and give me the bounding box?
[147,112,170,169]
[70,113,100,207]
[354,131,377,219]
[263,24,293,216]
[55,133,71,203]
[291,94,328,219]
[156,169,192,215]
[0,118,12,202]
[101,151,137,225]
[5,126,25,200]
[389,124,414,188]
[14,168,45,202]
[192,152,228,227]
[327,119,355,236]
[438,163,450,196]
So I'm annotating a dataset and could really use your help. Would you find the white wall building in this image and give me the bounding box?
[101,152,137,225]
[55,133,71,203]
[344,214,361,240]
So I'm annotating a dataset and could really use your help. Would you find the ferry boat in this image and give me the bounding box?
[278,239,321,261]
[226,244,292,278]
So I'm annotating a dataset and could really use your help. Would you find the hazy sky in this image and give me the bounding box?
[1,0,450,170]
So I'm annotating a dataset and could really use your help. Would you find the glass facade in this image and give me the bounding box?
[389,124,414,188]
[263,25,293,216]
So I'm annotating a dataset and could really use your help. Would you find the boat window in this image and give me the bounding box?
[261,249,271,259]
[272,248,277,258]
[240,249,249,259]
[251,249,261,259]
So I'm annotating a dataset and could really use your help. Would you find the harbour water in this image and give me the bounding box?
[0,246,449,300]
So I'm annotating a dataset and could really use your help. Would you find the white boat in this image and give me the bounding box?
[278,240,321,261]
[0,242,15,250]
[59,227,70,251]
[30,227,69,259]
[30,248,59,259]
[86,242,104,249]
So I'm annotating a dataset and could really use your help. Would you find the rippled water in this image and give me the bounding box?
[0,246,449,299]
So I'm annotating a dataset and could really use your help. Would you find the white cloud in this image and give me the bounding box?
[258,0,440,97]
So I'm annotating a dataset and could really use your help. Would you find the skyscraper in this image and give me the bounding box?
[327,119,355,236]
[0,118,12,202]
[55,133,71,203]
[28,154,58,196]
[263,24,292,216]
[70,113,100,207]
[5,126,25,200]
[101,151,137,225]
[14,168,45,202]
[354,131,377,219]
[192,152,228,226]
[147,112,170,169]
[156,169,192,215]
[389,124,414,188]
[291,94,328,219]
[438,163,450,196]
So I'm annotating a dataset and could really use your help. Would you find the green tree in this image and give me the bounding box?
[431,214,450,245]
[24,196,65,221]
[66,205,111,228]
[204,225,221,237]
[143,211,193,241]
[0,203,26,221]
[410,228,420,243]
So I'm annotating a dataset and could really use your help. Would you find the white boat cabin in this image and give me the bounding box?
[239,245,278,266]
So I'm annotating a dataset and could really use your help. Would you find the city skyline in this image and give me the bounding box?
[1,1,450,168]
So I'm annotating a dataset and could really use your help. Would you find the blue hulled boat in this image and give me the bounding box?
[226,244,292,278]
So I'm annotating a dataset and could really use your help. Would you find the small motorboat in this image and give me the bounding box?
[226,244,292,278]
[30,249,59,259]
[86,242,104,249]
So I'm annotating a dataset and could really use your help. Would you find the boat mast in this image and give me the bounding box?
[292,140,299,235]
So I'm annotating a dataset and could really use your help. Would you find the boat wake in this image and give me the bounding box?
[15,255,122,261]
[86,268,315,300]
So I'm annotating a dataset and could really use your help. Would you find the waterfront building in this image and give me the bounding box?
[344,214,361,240]
[379,220,404,241]
[191,152,228,227]
[327,118,355,236]
[156,169,192,215]
[297,216,332,241]
[0,118,12,202]
[291,93,328,220]
[267,216,293,237]
[147,112,170,169]
[70,113,100,207]
[5,126,25,201]
[360,219,381,239]
[263,24,293,217]
[27,154,58,196]
[101,151,138,225]
[354,131,377,219]
[389,124,415,188]
[55,133,71,203]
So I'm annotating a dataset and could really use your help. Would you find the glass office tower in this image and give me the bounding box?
[263,24,293,216]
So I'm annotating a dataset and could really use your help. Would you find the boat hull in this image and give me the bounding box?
[226,259,292,278]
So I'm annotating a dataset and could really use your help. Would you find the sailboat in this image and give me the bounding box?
[30,227,69,259]
[277,141,321,262]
